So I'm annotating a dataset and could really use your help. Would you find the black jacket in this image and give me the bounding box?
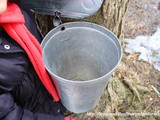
[0,4,65,120]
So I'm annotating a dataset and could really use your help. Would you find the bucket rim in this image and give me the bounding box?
[42,22,123,83]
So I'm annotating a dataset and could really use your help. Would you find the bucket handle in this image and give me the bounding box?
[53,11,62,27]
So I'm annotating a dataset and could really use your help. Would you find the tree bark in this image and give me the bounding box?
[103,0,130,39]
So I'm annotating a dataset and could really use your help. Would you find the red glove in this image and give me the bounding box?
[64,117,75,120]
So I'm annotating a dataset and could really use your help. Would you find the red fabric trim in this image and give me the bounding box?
[0,3,60,101]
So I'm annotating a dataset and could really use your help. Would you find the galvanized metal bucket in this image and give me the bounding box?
[42,22,122,113]
[20,0,103,18]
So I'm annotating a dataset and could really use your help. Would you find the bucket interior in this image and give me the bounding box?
[43,27,120,81]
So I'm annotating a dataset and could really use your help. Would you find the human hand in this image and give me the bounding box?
[64,117,75,120]
[0,0,7,14]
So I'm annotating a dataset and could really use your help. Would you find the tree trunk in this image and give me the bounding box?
[35,0,129,40]
[103,0,129,39]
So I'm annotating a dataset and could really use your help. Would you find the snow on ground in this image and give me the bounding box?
[124,25,160,71]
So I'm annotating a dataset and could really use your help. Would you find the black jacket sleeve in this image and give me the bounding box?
[0,3,64,120]
[0,93,63,120]
[0,52,63,120]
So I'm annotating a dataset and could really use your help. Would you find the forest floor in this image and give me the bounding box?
[68,0,160,120]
